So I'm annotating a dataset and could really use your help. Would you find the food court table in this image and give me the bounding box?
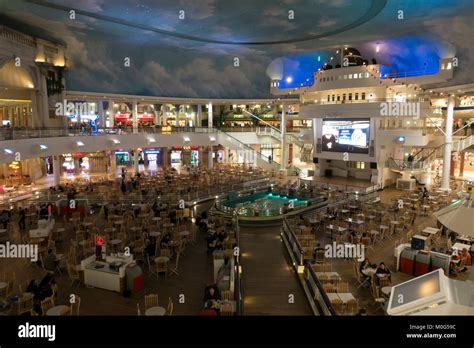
[46,305,70,316]
[145,306,166,316]
[452,242,472,251]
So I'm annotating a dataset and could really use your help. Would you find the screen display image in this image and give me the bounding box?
[322,119,370,153]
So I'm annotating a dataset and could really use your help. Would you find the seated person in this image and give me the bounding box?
[144,239,156,258]
[26,279,39,297]
[203,285,222,313]
[375,262,391,284]
[43,249,58,273]
[461,248,471,267]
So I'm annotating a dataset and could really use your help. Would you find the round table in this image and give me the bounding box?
[149,231,161,238]
[46,305,70,316]
[0,282,7,291]
[114,220,124,225]
[362,268,376,277]
[381,286,392,296]
[155,256,170,263]
[179,231,190,239]
[152,217,161,222]
[110,239,122,251]
[0,229,7,235]
[145,306,166,316]
[82,222,93,227]
[163,223,174,229]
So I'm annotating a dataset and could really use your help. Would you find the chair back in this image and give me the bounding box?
[166,297,173,315]
[145,293,158,310]
[337,282,349,293]
[71,295,81,315]
[41,296,55,314]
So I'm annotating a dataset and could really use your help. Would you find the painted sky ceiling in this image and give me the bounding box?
[0,0,473,98]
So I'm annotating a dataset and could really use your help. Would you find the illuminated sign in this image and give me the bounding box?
[95,235,105,246]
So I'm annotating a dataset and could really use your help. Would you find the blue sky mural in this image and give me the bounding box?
[0,0,473,98]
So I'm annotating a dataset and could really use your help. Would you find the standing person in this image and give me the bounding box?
[268,154,272,164]
[18,207,26,231]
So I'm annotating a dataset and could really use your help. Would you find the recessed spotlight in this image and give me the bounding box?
[148,137,156,143]
[183,136,190,142]
[209,136,216,142]
[4,148,13,154]
[39,144,48,150]
[77,141,85,147]
[112,139,120,144]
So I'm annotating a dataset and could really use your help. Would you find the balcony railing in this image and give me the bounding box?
[302,97,430,106]
[0,126,216,141]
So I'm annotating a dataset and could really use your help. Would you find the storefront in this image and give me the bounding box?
[115,151,130,166]
[0,101,31,128]
[62,152,107,175]
[137,105,156,126]
[171,146,200,167]
[144,149,161,169]
[261,143,281,163]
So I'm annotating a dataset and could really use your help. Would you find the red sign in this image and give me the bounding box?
[95,235,105,246]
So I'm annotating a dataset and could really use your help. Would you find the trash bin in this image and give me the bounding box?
[414,252,431,276]
[400,249,417,275]
[430,253,450,275]
[126,263,144,295]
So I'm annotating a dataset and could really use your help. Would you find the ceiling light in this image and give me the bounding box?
[39,144,48,150]
[183,136,190,142]
[209,136,216,142]
[4,149,13,154]
[285,76,293,83]
[76,141,85,147]
[148,137,156,143]
[112,139,120,144]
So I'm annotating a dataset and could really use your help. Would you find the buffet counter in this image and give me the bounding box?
[81,254,134,292]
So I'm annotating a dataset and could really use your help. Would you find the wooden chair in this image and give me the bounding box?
[169,254,180,277]
[41,296,55,315]
[323,263,332,272]
[220,302,233,316]
[323,283,335,293]
[331,298,344,314]
[166,297,173,315]
[346,299,358,315]
[145,293,158,310]
[156,259,168,279]
[221,290,233,301]
[17,295,34,315]
[70,295,81,315]
[336,282,349,293]
[67,264,81,287]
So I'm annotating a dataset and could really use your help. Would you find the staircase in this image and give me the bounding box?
[216,129,281,172]
[387,134,474,172]
[243,110,313,172]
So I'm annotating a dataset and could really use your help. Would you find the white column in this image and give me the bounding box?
[133,150,139,173]
[110,150,117,177]
[98,101,105,129]
[441,95,455,190]
[280,103,287,171]
[207,102,213,128]
[197,104,202,128]
[208,146,213,169]
[108,100,115,128]
[154,104,160,126]
[53,155,61,186]
[132,100,138,133]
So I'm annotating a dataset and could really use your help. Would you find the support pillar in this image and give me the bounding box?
[52,155,61,186]
[108,100,115,128]
[441,95,455,190]
[98,101,105,129]
[207,102,213,129]
[280,103,288,171]
[132,100,138,133]
[208,146,213,169]
[110,150,117,177]
[450,152,456,177]
[459,151,465,177]
[133,150,139,173]
[162,147,169,168]
[197,104,202,127]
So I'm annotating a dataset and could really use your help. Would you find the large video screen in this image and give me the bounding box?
[322,118,370,154]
